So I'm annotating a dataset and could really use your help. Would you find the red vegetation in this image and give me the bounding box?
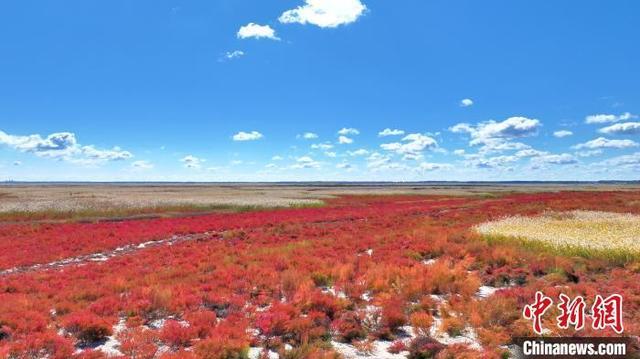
[0,191,639,358]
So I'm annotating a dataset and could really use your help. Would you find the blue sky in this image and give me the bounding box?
[0,0,638,181]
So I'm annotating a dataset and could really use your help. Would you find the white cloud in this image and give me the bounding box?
[599,122,640,135]
[237,23,280,40]
[324,151,337,158]
[575,149,603,158]
[366,152,393,170]
[418,162,451,171]
[515,149,548,158]
[224,50,245,60]
[465,155,519,169]
[380,133,438,160]
[347,149,369,156]
[573,137,638,150]
[0,129,132,165]
[131,160,153,170]
[553,130,573,138]
[599,152,640,167]
[311,142,333,150]
[299,132,319,139]
[233,131,264,141]
[450,116,541,147]
[453,149,466,156]
[271,155,283,161]
[585,112,637,124]
[338,135,353,144]
[181,155,205,169]
[378,128,405,137]
[279,0,366,28]
[0,130,78,158]
[460,98,474,107]
[81,146,132,161]
[477,139,530,154]
[291,156,320,169]
[337,162,353,170]
[532,153,578,165]
[338,128,360,136]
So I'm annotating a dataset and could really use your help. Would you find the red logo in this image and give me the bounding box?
[523,292,624,335]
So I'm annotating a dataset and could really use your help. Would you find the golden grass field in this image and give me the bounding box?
[476,210,640,262]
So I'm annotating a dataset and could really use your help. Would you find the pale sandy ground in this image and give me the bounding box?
[0,183,638,216]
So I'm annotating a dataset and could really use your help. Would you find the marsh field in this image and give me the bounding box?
[1,183,639,358]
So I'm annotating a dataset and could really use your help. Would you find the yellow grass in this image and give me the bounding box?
[476,210,640,262]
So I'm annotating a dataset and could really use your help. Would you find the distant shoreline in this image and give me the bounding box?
[1,181,639,187]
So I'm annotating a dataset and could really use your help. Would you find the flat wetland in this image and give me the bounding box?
[1,182,638,222]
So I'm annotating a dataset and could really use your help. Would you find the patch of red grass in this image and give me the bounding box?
[0,191,639,357]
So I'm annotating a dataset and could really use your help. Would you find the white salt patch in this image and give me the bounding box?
[147,318,165,330]
[476,285,500,299]
[323,287,347,299]
[428,307,482,350]
[331,340,408,359]
[422,259,437,265]
[95,318,127,357]
[248,347,279,359]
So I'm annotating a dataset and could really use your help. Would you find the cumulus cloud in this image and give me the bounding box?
[338,135,353,144]
[575,149,603,158]
[585,112,637,124]
[347,149,369,156]
[271,155,284,161]
[451,116,540,145]
[279,0,367,28]
[366,152,394,171]
[532,153,578,165]
[460,98,474,107]
[233,131,263,141]
[453,149,466,156]
[0,130,78,158]
[311,142,333,150]
[299,132,319,139]
[553,130,573,138]
[223,50,245,60]
[464,155,519,169]
[515,149,548,158]
[380,133,438,160]
[573,137,638,150]
[181,155,205,169]
[450,117,541,156]
[599,152,640,167]
[338,128,360,136]
[131,160,154,170]
[81,145,132,161]
[378,128,405,137]
[599,122,640,135]
[0,129,132,165]
[291,156,320,169]
[237,23,280,40]
[337,162,353,170]
[418,162,451,171]
[324,151,337,158]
